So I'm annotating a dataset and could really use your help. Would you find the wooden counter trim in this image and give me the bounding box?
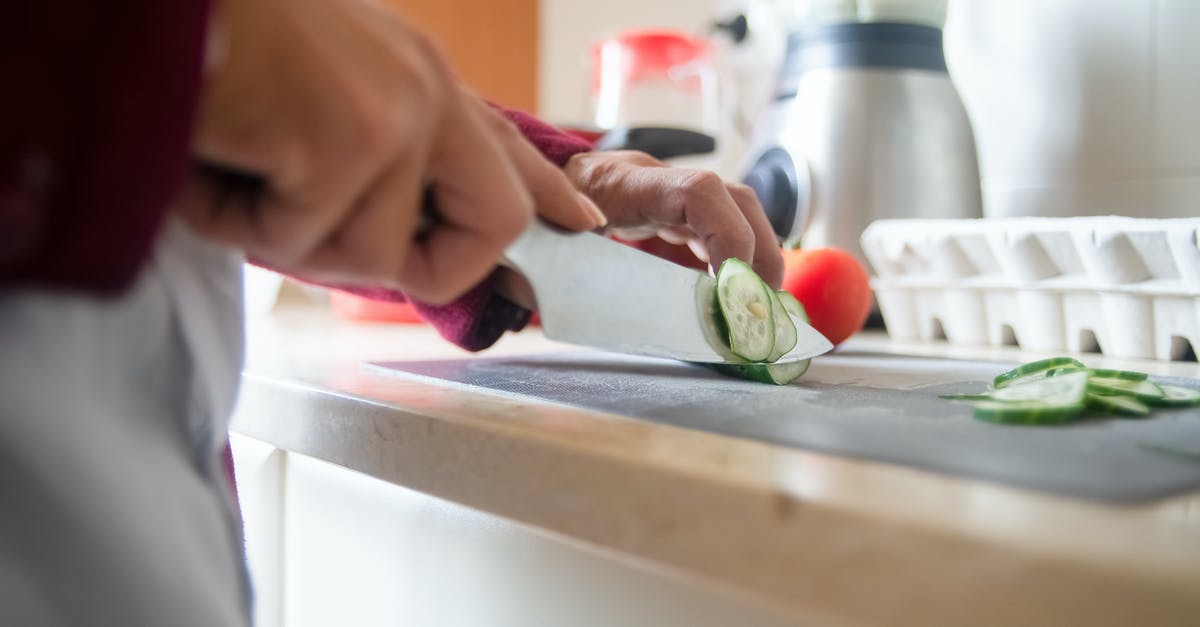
[232,368,1200,627]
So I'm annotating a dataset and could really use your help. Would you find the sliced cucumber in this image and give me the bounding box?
[1086,392,1151,417]
[701,267,815,385]
[1087,377,1165,403]
[715,259,775,362]
[972,400,1086,425]
[776,291,807,321]
[1148,384,1200,408]
[765,290,797,362]
[948,356,1198,425]
[1086,368,1148,382]
[709,359,811,385]
[993,357,1086,389]
[971,370,1089,425]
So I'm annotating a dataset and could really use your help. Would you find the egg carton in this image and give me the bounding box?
[860,217,1200,361]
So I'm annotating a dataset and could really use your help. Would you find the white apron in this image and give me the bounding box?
[0,218,252,626]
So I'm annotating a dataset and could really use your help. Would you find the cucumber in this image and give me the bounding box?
[993,357,1086,389]
[711,290,809,385]
[765,290,797,362]
[1086,368,1148,382]
[715,259,775,362]
[947,356,1199,425]
[1086,392,1151,417]
[701,266,815,385]
[972,400,1085,425]
[1087,377,1165,403]
[710,358,811,385]
[776,291,807,320]
[971,370,1089,425]
[1148,384,1200,408]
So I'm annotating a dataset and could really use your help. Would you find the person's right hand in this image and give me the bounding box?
[174,0,601,304]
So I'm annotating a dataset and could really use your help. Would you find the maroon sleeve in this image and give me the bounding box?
[330,272,531,353]
[497,107,594,167]
[322,106,594,351]
[0,1,212,295]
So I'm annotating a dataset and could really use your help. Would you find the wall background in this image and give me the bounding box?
[537,0,1200,218]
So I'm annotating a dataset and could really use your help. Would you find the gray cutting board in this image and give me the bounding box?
[373,351,1200,503]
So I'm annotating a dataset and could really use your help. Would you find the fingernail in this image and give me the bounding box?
[578,192,607,229]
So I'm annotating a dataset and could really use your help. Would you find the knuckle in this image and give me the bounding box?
[583,154,623,187]
[727,182,758,204]
[485,110,521,137]
[345,246,400,286]
[678,169,726,197]
[495,200,534,240]
[604,150,659,167]
[402,263,474,306]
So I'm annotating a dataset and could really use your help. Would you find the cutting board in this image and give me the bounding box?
[374,350,1200,503]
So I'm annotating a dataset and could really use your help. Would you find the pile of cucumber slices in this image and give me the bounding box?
[704,259,813,385]
[944,356,1200,424]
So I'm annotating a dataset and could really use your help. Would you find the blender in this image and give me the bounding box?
[739,0,983,259]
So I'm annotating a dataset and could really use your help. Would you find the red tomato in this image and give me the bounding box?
[781,247,872,346]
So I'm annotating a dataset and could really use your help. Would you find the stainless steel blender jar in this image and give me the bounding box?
[741,1,983,259]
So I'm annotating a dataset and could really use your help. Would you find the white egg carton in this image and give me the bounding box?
[860,217,1200,361]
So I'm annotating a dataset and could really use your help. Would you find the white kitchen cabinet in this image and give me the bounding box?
[232,437,800,627]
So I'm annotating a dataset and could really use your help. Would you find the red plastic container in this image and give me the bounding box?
[329,291,425,324]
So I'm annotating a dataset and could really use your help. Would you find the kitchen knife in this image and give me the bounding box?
[503,220,833,364]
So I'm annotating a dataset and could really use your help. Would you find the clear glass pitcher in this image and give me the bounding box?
[589,29,721,137]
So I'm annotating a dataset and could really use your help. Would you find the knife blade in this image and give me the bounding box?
[503,220,832,364]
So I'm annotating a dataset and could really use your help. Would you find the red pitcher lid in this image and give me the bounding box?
[590,29,712,93]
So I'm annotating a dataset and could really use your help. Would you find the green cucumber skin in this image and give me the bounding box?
[993,357,1086,389]
[1150,385,1200,407]
[702,268,814,386]
[1086,378,1165,403]
[955,356,1199,425]
[765,290,797,362]
[705,360,810,386]
[715,259,775,362]
[973,403,1084,425]
[1086,368,1148,382]
[1086,393,1151,417]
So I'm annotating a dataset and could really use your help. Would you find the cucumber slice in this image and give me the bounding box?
[1148,384,1200,408]
[765,290,797,362]
[950,357,1196,424]
[709,359,811,385]
[1087,392,1151,416]
[715,259,775,362]
[1087,377,1165,403]
[776,291,807,321]
[972,370,1089,425]
[972,400,1086,425]
[1086,368,1148,382]
[993,357,1086,389]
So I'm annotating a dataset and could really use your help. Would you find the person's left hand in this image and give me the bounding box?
[563,150,784,289]
[492,149,784,311]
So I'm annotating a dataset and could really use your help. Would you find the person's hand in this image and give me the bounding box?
[174,0,601,304]
[563,150,784,289]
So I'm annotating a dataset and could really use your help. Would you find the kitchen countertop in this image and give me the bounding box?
[231,303,1200,626]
